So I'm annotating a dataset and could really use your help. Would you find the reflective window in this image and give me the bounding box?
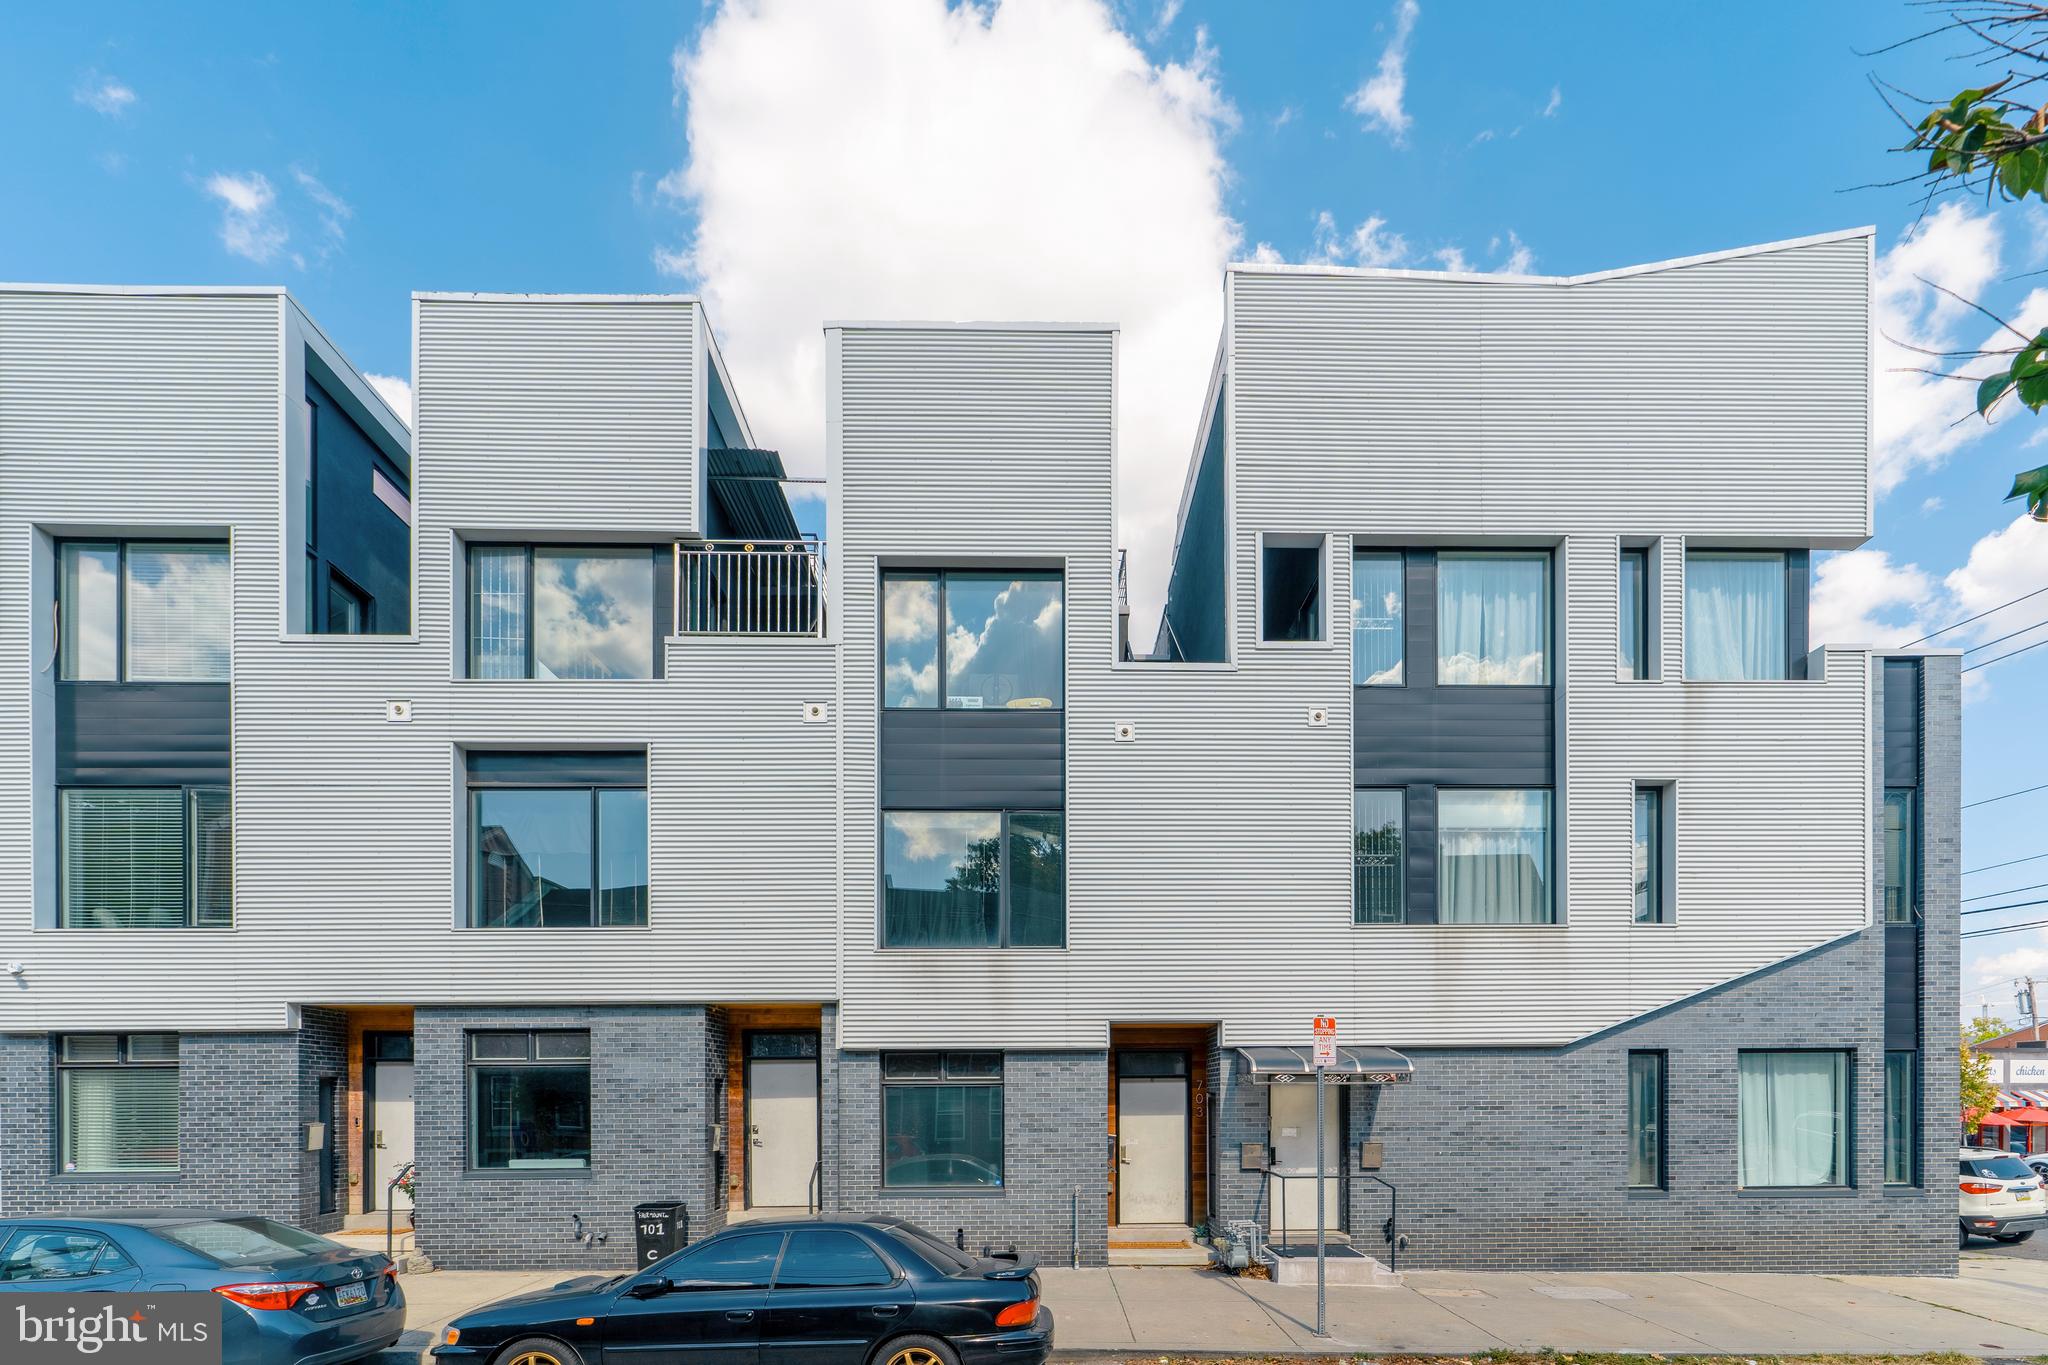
[882,1052,1004,1189]
[61,787,231,929]
[58,1034,179,1175]
[60,543,119,680]
[60,541,229,682]
[1685,551,1788,680]
[1353,789,1404,924]
[1437,552,1549,684]
[884,571,1063,709]
[467,1030,592,1170]
[1633,786,1667,924]
[677,1231,785,1289]
[1351,552,1404,684]
[1620,547,1650,680]
[469,546,529,679]
[1883,789,1918,923]
[882,574,940,707]
[467,546,658,680]
[1261,540,1324,642]
[1628,1051,1665,1189]
[155,1218,340,1266]
[326,572,369,635]
[0,1231,112,1282]
[1438,789,1553,924]
[774,1229,893,1289]
[1885,1051,1916,1186]
[882,810,1062,948]
[470,775,648,929]
[1737,1050,1848,1188]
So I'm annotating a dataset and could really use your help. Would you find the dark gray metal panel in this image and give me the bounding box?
[1786,549,1811,680]
[1884,923,1920,1051]
[1404,551,1436,689]
[1354,686,1554,786]
[307,373,411,634]
[56,682,230,786]
[467,750,647,785]
[880,708,1063,808]
[1883,658,1922,789]
[1404,783,1437,924]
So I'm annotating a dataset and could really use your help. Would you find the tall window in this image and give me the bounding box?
[1619,547,1650,680]
[1261,538,1325,643]
[1737,1050,1849,1188]
[60,541,230,682]
[1437,552,1549,684]
[58,1034,179,1174]
[883,570,1063,709]
[881,811,1063,948]
[1628,1051,1666,1189]
[1352,552,1404,684]
[881,1052,1004,1189]
[467,1030,591,1170]
[1685,550,1787,680]
[61,787,231,929]
[1438,789,1553,923]
[1353,789,1404,923]
[1633,785,1668,925]
[1884,1051,1916,1186]
[468,753,648,928]
[1883,789,1918,923]
[467,545,657,680]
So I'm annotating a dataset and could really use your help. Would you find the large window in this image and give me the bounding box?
[1352,552,1404,684]
[468,1030,591,1170]
[881,1052,1004,1189]
[881,811,1062,948]
[1619,547,1650,680]
[1737,1049,1849,1188]
[467,545,657,680]
[1685,551,1788,681]
[1628,1051,1666,1190]
[1883,788,1918,923]
[58,1034,179,1174]
[1885,1051,1917,1186]
[883,570,1063,709]
[1437,552,1549,685]
[1438,789,1553,924]
[1261,538,1324,643]
[468,753,647,928]
[60,541,230,682]
[60,787,230,929]
[1353,789,1404,923]
[1633,785,1668,925]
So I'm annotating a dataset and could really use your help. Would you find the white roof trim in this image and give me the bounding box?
[412,291,703,304]
[823,320,1118,333]
[0,283,287,297]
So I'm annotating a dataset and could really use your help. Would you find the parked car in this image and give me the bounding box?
[0,1212,404,1365]
[431,1214,1052,1365]
[1959,1147,2048,1246]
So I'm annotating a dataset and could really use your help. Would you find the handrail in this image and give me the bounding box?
[807,1160,822,1215]
[675,539,826,637]
[385,1161,416,1262]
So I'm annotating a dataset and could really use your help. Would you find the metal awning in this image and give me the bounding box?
[1234,1045,1414,1085]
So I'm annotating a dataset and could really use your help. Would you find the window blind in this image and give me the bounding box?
[188,788,233,927]
[124,543,230,682]
[61,1065,178,1174]
[62,789,186,928]
[469,546,528,678]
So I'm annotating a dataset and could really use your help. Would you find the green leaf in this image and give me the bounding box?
[1963,123,1989,152]
[1981,370,2018,414]
[2008,463,2048,520]
[1930,147,1952,175]
[2016,370,2048,409]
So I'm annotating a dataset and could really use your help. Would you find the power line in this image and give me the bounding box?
[1964,634,2048,673]
[1963,615,2048,655]
[1965,880,2048,903]
[1963,896,2048,916]
[1964,781,2048,811]
[1963,916,2048,938]
[1895,584,2048,647]
[1966,850,2048,876]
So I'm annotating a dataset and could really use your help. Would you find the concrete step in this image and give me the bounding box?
[1263,1243,1400,1287]
[1110,1243,1214,1266]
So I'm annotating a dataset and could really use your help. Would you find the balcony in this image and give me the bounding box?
[674,538,826,637]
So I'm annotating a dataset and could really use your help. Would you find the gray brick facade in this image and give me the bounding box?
[295,1007,347,1233]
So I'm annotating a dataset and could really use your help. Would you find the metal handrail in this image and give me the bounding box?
[807,1160,822,1215]
[675,538,826,637]
[385,1161,416,1262]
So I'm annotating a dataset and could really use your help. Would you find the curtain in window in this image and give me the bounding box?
[1628,1053,1663,1188]
[124,544,230,682]
[1883,789,1917,923]
[1439,790,1551,923]
[188,789,232,928]
[1884,1051,1915,1184]
[1352,553,1404,684]
[1737,1051,1846,1187]
[469,547,528,678]
[1437,554,1548,684]
[62,789,186,928]
[1685,552,1786,680]
[61,1067,178,1173]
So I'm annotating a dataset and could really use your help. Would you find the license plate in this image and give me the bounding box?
[2018,1192,2035,1202]
[335,1282,370,1308]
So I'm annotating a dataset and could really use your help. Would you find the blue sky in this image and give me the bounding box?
[5,0,2047,1019]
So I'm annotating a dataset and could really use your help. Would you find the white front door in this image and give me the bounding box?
[1117,1077,1188,1224]
[369,1061,415,1212]
[1266,1081,1341,1236]
[748,1059,819,1208]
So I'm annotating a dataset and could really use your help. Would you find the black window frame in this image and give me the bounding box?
[55,1033,180,1176]
[466,753,649,929]
[1884,1049,1918,1187]
[1735,1047,1854,1191]
[1352,787,1405,924]
[1627,1050,1667,1191]
[1682,548,1808,682]
[1434,785,1557,924]
[1883,787,1920,924]
[1350,549,1406,685]
[57,784,232,930]
[56,537,231,684]
[1619,545,1651,680]
[324,565,373,635]
[1259,534,1326,643]
[464,543,662,681]
[464,1029,593,1173]
[1632,783,1671,925]
[879,1051,1005,1191]
[879,568,1065,710]
[878,807,1064,949]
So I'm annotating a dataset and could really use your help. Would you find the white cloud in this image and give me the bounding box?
[1345,0,1418,144]
[1941,513,2048,669]
[202,172,288,264]
[1146,0,1183,42]
[661,0,1239,641]
[292,168,353,246]
[1496,229,1534,274]
[1542,85,1561,118]
[74,73,135,117]
[365,374,413,428]
[1810,548,1940,646]
[1470,128,1495,144]
[1270,105,1298,130]
[1296,211,1530,276]
[1921,496,1944,513]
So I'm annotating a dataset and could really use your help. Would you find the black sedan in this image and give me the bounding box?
[430,1214,1052,1365]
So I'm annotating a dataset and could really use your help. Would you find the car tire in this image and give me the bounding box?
[1959,1223,1970,1248]
[872,1333,962,1365]
[1992,1230,2036,1243]
[493,1336,586,1365]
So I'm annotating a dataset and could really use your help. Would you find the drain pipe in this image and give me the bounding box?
[1070,1189,1079,1269]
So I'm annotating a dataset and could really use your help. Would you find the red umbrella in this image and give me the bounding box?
[2002,1105,2048,1124]
[1975,1111,2019,1126]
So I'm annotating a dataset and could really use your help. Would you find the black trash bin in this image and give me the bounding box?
[633,1201,687,1266]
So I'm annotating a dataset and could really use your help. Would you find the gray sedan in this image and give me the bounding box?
[0,1213,403,1365]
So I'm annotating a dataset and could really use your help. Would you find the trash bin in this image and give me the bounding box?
[633,1201,687,1266]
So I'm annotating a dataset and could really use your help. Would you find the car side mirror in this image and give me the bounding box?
[626,1277,672,1300]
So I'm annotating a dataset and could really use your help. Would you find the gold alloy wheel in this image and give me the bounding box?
[884,1348,945,1365]
[506,1353,565,1365]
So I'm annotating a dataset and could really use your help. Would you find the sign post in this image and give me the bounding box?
[1312,1015,1336,1339]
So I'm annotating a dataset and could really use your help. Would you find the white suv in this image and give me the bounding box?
[1959,1146,2047,1245]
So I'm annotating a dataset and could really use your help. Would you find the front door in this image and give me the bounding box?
[748,1056,819,1209]
[1266,1081,1342,1237]
[368,1059,415,1213]
[1117,1077,1188,1223]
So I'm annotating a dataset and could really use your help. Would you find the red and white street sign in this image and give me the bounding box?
[1312,1015,1336,1068]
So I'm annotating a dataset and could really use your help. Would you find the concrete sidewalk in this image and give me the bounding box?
[372,1251,2048,1361]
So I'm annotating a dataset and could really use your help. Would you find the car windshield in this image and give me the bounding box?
[1964,1156,2036,1181]
[154,1218,343,1266]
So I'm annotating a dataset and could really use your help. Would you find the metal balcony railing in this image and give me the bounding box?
[675,538,826,637]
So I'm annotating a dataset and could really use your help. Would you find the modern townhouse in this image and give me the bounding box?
[0,227,1959,1278]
